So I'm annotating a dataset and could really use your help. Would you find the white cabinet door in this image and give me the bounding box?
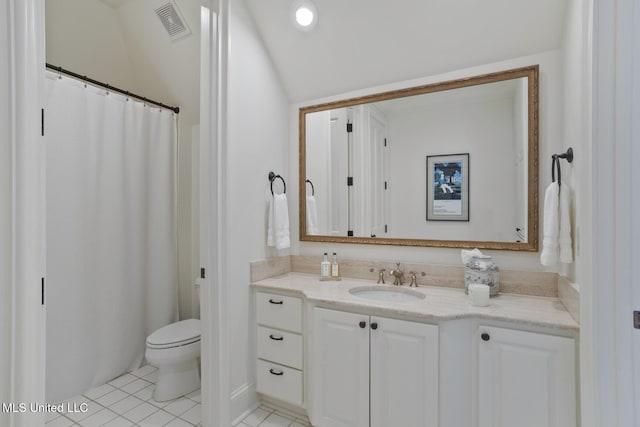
[370,317,439,427]
[310,308,370,427]
[478,326,576,427]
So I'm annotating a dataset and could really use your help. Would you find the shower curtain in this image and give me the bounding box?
[44,72,178,403]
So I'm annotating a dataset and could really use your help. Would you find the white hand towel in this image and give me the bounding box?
[267,193,290,250]
[559,182,573,263]
[306,195,319,235]
[540,182,560,266]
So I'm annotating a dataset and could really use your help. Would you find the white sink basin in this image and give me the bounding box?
[349,286,425,303]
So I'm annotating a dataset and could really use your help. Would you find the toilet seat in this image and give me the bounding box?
[146,319,201,349]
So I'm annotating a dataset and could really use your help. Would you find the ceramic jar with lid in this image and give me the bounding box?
[464,256,500,296]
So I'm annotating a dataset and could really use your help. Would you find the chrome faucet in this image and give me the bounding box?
[389,263,404,286]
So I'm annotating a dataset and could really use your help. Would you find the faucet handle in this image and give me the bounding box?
[370,267,386,284]
[377,268,386,284]
[408,271,422,287]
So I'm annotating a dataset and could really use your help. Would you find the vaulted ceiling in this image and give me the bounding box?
[92,0,570,106]
[244,0,569,102]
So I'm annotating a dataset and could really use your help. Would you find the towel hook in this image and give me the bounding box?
[268,171,286,195]
[554,147,574,163]
[551,147,573,163]
[552,147,573,189]
[306,179,315,196]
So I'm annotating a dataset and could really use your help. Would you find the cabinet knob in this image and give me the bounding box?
[268,299,283,305]
[371,322,378,330]
[481,333,490,341]
[269,368,284,376]
[269,334,284,341]
[359,321,366,328]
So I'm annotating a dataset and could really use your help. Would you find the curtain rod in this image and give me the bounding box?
[45,63,180,114]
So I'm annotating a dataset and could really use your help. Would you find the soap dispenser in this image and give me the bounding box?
[330,252,341,280]
[320,252,330,280]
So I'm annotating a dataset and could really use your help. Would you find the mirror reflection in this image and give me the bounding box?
[300,66,538,250]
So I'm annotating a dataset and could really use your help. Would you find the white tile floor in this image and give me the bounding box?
[45,365,202,427]
[45,365,312,427]
[237,405,311,427]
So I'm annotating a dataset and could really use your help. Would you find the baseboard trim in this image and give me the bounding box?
[231,382,258,426]
[259,395,310,423]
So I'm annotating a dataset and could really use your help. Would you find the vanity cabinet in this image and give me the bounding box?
[477,325,576,427]
[255,291,304,406]
[310,307,438,427]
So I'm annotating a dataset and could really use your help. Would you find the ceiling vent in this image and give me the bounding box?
[154,1,191,41]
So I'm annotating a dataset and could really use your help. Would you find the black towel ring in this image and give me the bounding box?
[551,155,561,186]
[306,179,315,196]
[552,147,573,189]
[268,171,286,195]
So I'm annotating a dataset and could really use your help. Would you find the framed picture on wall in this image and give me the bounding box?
[426,153,469,221]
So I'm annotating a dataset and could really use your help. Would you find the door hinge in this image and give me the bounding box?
[41,109,44,136]
[346,123,353,133]
[385,224,388,233]
[347,230,354,237]
[384,138,387,147]
[200,268,206,279]
[347,177,353,186]
[384,181,388,190]
[634,311,640,329]
[41,277,45,305]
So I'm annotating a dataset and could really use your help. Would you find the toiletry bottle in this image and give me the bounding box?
[320,252,330,279]
[331,252,340,279]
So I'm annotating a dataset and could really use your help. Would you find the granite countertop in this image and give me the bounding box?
[251,272,579,331]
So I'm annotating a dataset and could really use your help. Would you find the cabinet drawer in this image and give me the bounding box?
[256,359,303,406]
[257,326,303,369]
[256,292,302,333]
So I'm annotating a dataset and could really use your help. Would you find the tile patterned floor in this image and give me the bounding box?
[45,367,311,427]
[45,365,202,427]
[237,405,311,427]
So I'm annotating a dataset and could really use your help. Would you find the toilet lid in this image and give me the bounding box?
[147,319,201,348]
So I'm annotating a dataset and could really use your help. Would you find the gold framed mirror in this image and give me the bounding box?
[299,65,538,251]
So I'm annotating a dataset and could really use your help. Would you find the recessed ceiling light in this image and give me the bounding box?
[291,0,317,31]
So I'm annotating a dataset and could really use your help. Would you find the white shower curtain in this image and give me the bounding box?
[44,72,178,403]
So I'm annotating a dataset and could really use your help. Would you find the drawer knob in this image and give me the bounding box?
[269,368,284,376]
[481,333,490,341]
[268,299,283,305]
[359,321,366,328]
[370,322,378,330]
[269,334,284,341]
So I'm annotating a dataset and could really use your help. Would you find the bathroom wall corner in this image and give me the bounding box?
[250,256,292,283]
[558,275,580,323]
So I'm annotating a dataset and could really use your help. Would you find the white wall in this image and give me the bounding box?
[561,0,593,424]
[45,0,135,89]
[563,1,593,425]
[562,0,592,286]
[385,94,517,241]
[226,0,290,418]
[0,0,12,422]
[291,50,563,272]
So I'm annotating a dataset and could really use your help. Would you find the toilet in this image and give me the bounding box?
[145,318,201,401]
